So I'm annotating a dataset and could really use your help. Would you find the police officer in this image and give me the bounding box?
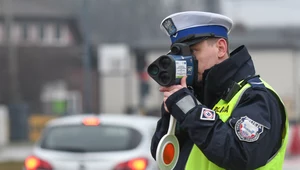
[150,11,288,170]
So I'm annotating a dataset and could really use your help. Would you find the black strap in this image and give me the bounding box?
[222,75,263,102]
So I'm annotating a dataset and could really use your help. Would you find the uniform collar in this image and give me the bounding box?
[199,45,256,106]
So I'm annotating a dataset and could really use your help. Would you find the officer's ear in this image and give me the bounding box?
[216,38,228,59]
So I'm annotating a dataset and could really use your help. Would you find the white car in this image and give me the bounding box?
[23,114,159,170]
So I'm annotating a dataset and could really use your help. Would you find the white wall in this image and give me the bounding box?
[100,57,139,114]
[99,50,169,114]
[249,49,295,97]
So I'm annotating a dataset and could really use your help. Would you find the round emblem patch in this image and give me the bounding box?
[235,116,264,142]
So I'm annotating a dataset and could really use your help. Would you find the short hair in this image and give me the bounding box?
[206,37,230,55]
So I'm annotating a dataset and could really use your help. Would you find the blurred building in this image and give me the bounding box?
[0,0,99,117]
[0,0,216,116]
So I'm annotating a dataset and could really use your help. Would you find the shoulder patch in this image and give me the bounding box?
[235,116,264,142]
[200,108,216,121]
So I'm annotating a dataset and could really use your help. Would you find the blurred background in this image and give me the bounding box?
[0,0,300,169]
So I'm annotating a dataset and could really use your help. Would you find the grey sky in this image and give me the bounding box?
[221,0,300,28]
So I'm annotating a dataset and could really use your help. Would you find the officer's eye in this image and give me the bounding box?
[191,49,199,53]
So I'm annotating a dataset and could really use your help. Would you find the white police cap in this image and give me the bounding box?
[160,11,233,44]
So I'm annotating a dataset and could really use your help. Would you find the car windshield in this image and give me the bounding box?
[40,124,142,152]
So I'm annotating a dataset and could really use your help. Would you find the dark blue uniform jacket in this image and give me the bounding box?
[150,45,286,170]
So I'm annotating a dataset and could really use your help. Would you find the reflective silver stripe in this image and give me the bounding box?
[267,150,279,163]
[250,82,263,85]
[176,95,199,114]
[233,87,249,110]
